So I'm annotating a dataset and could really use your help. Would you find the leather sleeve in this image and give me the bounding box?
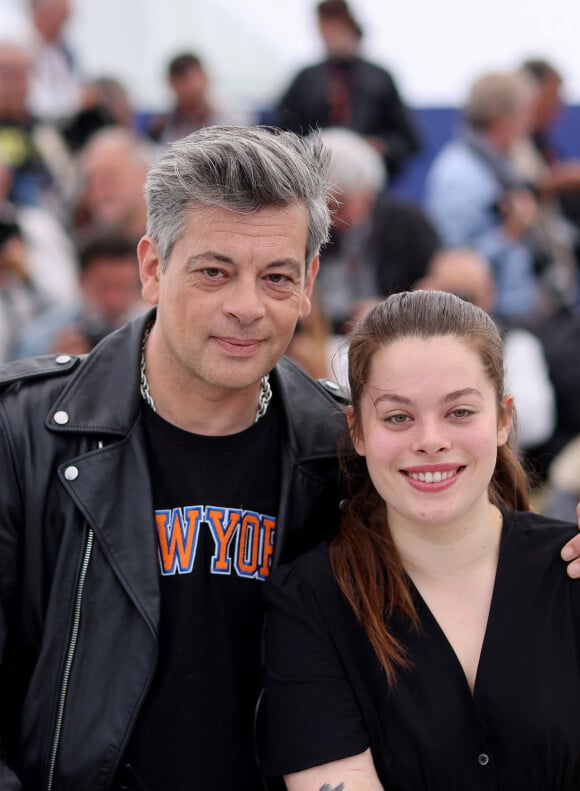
[0,400,25,789]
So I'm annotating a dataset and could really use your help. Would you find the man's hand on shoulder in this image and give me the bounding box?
[561,503,580,578]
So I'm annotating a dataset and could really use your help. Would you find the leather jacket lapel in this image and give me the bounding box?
[58,419,160,635]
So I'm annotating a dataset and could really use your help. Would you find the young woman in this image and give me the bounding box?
[259,290,580,790]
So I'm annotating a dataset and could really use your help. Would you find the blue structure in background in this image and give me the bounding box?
[391,104,580,203]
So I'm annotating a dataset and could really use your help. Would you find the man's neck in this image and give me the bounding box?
[149,382,264,436]
[143,336,265,436]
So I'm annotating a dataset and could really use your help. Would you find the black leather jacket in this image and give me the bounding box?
[0,311,346,791]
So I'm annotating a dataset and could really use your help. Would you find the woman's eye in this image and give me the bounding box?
[387,413,410,424]
[450,408,473,418]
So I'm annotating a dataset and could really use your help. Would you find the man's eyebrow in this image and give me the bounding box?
[371,387,484,407]
[263,258,304,276]
[186,252,233,268]
[185,253,304,275]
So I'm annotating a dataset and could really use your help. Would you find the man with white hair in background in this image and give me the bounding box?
[315,127,387,331]
[74,127,159,243]
[317,126,439,335]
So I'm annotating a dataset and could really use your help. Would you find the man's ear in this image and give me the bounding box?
[347,405,365,456]
[138,235,162,305]
[299,256,320,320]
[497,394,514,447]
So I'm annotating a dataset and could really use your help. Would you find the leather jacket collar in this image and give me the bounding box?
[48,308,344,463]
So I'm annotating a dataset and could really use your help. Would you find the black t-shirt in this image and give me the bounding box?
[260,511,580,789]
[119,397,281,791]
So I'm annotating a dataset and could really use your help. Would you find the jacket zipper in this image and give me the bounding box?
[46,526,94,791]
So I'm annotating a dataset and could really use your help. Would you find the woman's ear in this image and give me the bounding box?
[347,405,365,456]
[497,394,514,448]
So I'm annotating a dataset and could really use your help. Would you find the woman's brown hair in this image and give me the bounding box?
[330,291,530,685]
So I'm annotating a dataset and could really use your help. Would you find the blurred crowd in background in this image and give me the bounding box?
[2,0,580,516]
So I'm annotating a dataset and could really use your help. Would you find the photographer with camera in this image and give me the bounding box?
[424,70,571,328]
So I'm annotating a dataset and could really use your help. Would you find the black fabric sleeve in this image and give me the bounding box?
[258,561,369,778]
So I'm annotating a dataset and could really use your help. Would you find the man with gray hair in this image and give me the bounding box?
[0,125,346,790]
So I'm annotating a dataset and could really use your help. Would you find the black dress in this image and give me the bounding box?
[260,511,580,790]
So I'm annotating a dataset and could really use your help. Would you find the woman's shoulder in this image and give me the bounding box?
[505,509,577,540]
[266,541,354,623]
[501,509,578,570]
[268,542,334,595]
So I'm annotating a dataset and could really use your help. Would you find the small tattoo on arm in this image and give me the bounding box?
[319,784,345,791]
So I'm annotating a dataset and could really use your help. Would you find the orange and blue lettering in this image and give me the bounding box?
[258,516,276,580]
[156,507,202,575]
[206,507,241,574]
[235,511,261,578]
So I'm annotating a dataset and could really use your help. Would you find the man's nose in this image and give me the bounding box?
[222,280,266,324]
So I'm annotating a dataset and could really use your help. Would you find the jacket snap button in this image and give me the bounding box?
[53,411,69,425]
[55,355,71,364]
[64,466,79,481]
[478,753,490,766]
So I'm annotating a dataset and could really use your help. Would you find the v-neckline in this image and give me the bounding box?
[405,514,508,701]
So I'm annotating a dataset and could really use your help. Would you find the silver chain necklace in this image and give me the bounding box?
[139,324,272,423]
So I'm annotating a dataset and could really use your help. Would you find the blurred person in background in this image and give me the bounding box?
[315,126,387,332]
[289,127,438,386]
[0,199,47,362]
[275,0,420,180]
[146,51,240,146]
[510,59,580,306]
[15,232,145,357]
[73,126,158,243]
[85,76,135,130]
[0,154,78,362]
[316,127,438,335]
[543,436,580,524]
[60,75,137,154]
[519,58,580,203]
[0,38,70,211]
[285,289,335,381]
[424,70,574,327]
[27,0,82,122]
[532,307,580,482]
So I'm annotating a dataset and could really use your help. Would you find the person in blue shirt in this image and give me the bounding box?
[424,71,556,326]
